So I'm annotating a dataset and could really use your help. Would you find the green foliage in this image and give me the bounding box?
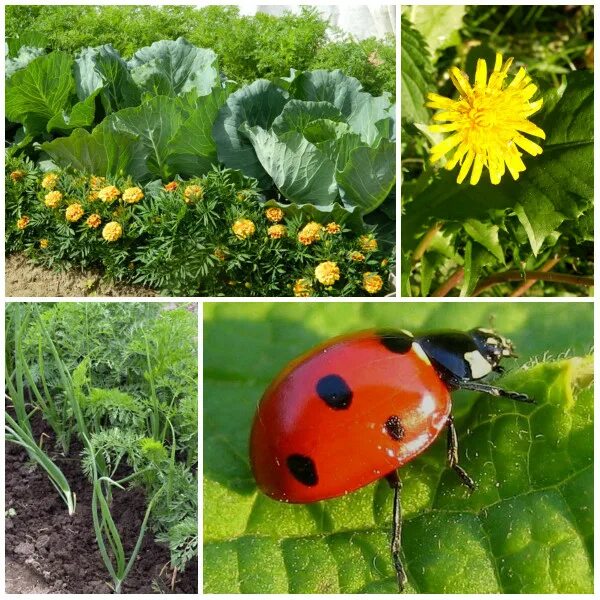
[401,5,593,297]
[203,302,593,593]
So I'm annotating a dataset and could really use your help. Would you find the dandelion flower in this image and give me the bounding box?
[324,222,342,234]
[65,203,84,222]
[122,187,144,204]
[39,239,49,249]
[315,261,340,286]
[164,181,178,192]
[427,53,545,185]
[102,221,122,242]
[265,207,284,223]
[86,214,102,229]
[184,184,204,204]
[10,170,25,182]
[359,235,378,252]
[298,222,322,245]
[98,185,121,203]
[44,190,63,208]
[363,272,384,294]
[268,224,287,239]
[293,278,313,297]
[16,216,30,230]
[41,173,59,190]
[232,218,255,239]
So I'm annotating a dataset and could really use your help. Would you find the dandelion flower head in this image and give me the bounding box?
[427,53,545,185]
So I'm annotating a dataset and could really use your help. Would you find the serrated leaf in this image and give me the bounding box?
[404,5,466,55]
[463,219,504,262]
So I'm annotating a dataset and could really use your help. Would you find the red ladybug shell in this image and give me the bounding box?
[250,330,452,503]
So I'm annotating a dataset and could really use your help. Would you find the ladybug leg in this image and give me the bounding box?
[386,471,407,592]
[446,415,476,491]
[451,378,533,403]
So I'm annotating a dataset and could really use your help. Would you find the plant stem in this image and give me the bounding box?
[473,270,594,296]
[412,222,442,264]
[510,256,561,297]
[431,268,464,297]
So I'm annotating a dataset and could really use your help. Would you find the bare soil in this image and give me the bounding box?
[5,416,197,594]
[5,253,156,297]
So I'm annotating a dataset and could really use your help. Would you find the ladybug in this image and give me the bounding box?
[250,328,532,591]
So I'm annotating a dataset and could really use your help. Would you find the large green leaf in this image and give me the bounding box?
[40,123,146,180]
[242,126,338,207]
[400,15,434,125]
[271,100,345,135]
[403,71,593,254]
[203,302,593,593]
[46,89,100,134]
[128,37,218,97]
[5,51,75,136]
[403,5,466,55]
[337,139,396,214]
[213,80,288,188]
[5,46,46,79]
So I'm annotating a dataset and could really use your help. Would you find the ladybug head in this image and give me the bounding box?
[469,328,516,372]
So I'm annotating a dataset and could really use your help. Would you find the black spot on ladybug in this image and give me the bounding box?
[378,330,413,354]
[287,454,318,486]
[385,415,405,441]
[316,374,353,409]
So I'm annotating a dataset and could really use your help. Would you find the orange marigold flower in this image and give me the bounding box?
[41,173,59,190]
[298,222,322,246]
[359,235,378,252]
[86,214,102,229]
[315,261,340,286]
[293,278,313,297]
[102,221,122,242]
[363,272,384,294]
[268,224,287,239]
[265,207,284,223]
[324,222,342,234]
[164,181,178,192]
[16,216,30,230]
[65,203,84,223]
[39,239,49,249]
[10,170,26,182]
[184,184,204,204]
[98,185,121,203]
[122,186,144,204]
[232,218,256,239]
[44,190,63,208]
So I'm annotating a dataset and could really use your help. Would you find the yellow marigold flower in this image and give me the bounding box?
[122,186,144,204]
[381,258,389,267]
[315,261,340,286]
[236,190,251,202]
[102,221,122,242]
[16,216,30,230]
[298,222,322,245]
[10,170,26,182]
[359,235,378,252]
[293,278,313,297]
[324,222,342,234]
[213,248,226,261]
[268,224,287,239]
[427,53,545,185]
[164,181,178,192]
[88,191,99,201]
[98,185,121,203]
[265,207,284,223]
[363,272,384,294]
[89,176,107,190]
[39,238,49,249]
[232,218,256,239]
[86,213,102,229]
[349,251,365,262]
[41,173,59,190]
[44,190,62,208]
[184,184,204,204]
[65,203,84,223]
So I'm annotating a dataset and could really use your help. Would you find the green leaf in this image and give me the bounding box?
[6,51,75,136]
[460,241,496,296]
[403,5,466,55]
[128,37,219,97]
[6,46,46,79]
[203,303,593,593]
[463,219,504,262]
[400,15,434,125]
[272,100,345,134]
[46,89,100,134]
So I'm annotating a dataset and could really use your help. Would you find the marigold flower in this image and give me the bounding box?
[265,207,284,223]
[102,221,122,242]
[363,272,384,294]
[268,224,287,239]
[122,186,144,204]
[98,185,121,203]
[88,191,99,201]
[324,222,342,234]
[232,218,256,239]
[89,176,107,190]
[349,251,365,262]
[10,170,26,182]
[164,181,178,192]
[427,53,545,185]
[359,235,378,252]
[213,248,226,262]
[86,214,102,229]
[293,278,313,297]
[184,184,204,204]
[236,190,251,202]
[315,261,340,286]
[39,239,49,249]
[41,172,59,190]
[16,216,30,230]
[65,203,84,222]
[44,190,63,208]
[298,222,322,245]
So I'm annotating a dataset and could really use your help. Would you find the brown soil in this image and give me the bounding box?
[5,417,197,594]
[5,253,156,297]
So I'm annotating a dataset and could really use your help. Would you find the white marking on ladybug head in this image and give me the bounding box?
[464,350,492,379]
[412,342,431,365]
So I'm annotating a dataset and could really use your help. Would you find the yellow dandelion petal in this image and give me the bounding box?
[425,93,457,110]
[469,154,484,186]
[456,151,475,185]
[429,122,462,134]
[474,59,487,88]
[508,67,527,89]
[430,132,463,162]
[445,143,469,171]
[493,53,503,72]
[513,133,543,156]
[505,146,526,181]
[449,68,474,100]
